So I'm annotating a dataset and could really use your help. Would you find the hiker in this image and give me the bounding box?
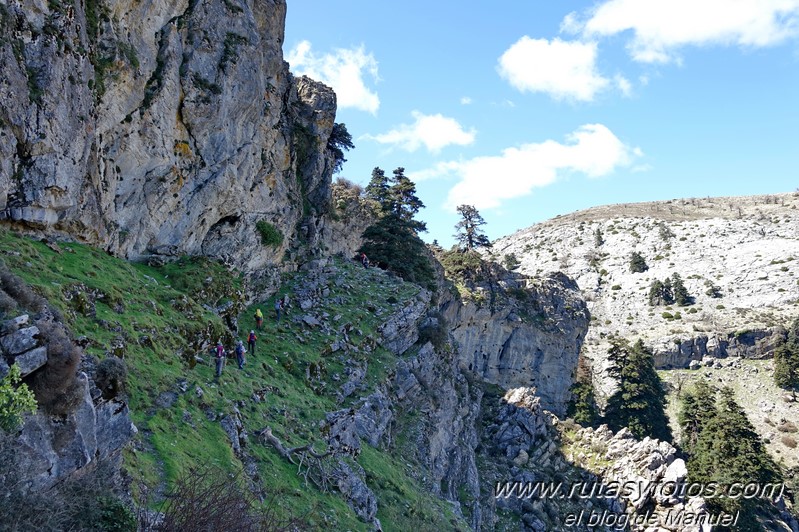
[254,308,263,330]
[214,340,226,379]
[274,296,283,322]
[247,330,257,356]
[361,252,369,268]
[234,340,246,369]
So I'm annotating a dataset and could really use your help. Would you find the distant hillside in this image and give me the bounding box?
[495,192,799,366]
[493,191,799,469]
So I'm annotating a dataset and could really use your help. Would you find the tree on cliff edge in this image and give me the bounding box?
[360,167,434,289]
[567,356,599,426]
[453,205,490,251]
[327,123,354,174]
[604,338,672,442]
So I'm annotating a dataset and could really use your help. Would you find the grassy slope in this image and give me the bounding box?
[0,228,466,530]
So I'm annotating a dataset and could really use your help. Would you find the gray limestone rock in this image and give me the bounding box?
[11,345,47,376]
[14,375,136,491]
[448,272,589,415]
[335,460,378,523]
[0,314,30,335]
[0,0,337,277]
[220,410,247,455]
[0,326,40,356]
[377,293,430,355]
[323,408,361,457]
[352,391,392,447]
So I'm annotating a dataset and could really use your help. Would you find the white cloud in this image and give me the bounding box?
[615,74,632,97]
[497,37,610,101]
[286,40,380,113]
[366,111,476,153]
[460,96,473,105]
[565,0,799,63]
[413,124,638,210]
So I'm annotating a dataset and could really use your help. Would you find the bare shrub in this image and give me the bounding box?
[0,268,45,312]
[28,319,83,416]
[94,357,127,400]
[0,287,18,316]
[417,311,449,351]
[140,466,307,531]
[333,177,363,196]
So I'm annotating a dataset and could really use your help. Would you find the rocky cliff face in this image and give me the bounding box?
[0,0,336,273]
[444,271,590,416]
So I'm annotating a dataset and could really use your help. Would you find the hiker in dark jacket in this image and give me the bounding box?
[275,297,283,322]
[234,340,246,370]
[361,252,369,268]
[214,340,226,379]
[247,330,257,356]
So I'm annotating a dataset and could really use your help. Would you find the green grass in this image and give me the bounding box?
[0,228,467,529]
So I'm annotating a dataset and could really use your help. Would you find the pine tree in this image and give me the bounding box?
[502,253,520,271]
[604,338,672,441]
[704,279,722,298]
[594,228,604,247]
[648,279,665,306]
[388,168,426,231]
[683,385,780,527]
[629,251,648,273]
[677,379,718,453]
[567,356,599,426]
[360,168,432,288]
[671,273,692,306]
[327,123,354,174]
[365,167,391,209]
[774,317,799,390]
[453,205,490,251]
[360,214,435,290]
[662,277,674,304]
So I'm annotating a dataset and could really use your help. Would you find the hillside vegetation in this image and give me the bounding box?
[0,228,466,530]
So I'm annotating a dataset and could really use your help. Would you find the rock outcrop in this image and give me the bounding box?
[445,272,590,416]
[0,314,45,378]
[0,0,337,274]
[479,387,742,531]
[1,313,136,492]
[650,327,786,369]
[391,341,483,528]
[15,375,136,491]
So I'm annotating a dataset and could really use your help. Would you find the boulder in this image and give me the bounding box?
[0,326,40,356]
[11,346,47,376]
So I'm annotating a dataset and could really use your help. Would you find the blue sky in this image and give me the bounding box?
[283,1,799,247]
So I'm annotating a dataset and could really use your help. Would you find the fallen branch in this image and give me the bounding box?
[257,427,335,464]
[257,427,347,492]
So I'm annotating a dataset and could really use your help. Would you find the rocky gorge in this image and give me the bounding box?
[1,0,798,530]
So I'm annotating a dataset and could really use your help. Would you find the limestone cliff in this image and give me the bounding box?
[444,271,589,416]
[0,0,336,273]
